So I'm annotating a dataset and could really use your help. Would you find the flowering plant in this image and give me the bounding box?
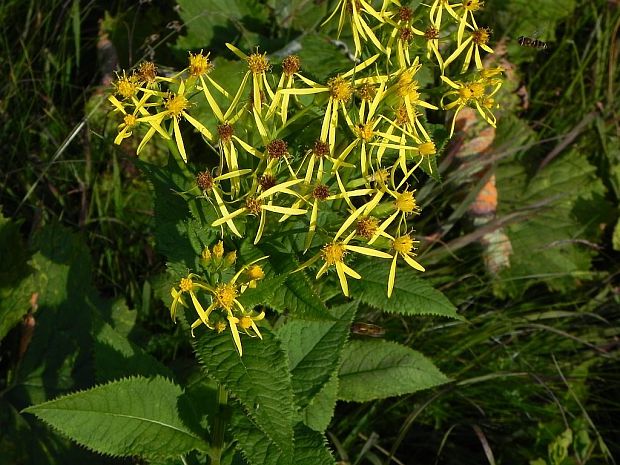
[25,1,503,464]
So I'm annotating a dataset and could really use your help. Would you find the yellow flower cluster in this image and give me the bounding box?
[170,241,267,356]
[109,1,503,302]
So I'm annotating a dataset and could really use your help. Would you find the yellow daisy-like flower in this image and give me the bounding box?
[387,234,425,297]
[113,71,140,99]
[443,26,494,72]
[368,189,420,245]
[385,6,425,67]
[267,55,303,124]
[211,179,306,243]
[279,54,385,153]
[170,274,213,326]
[188,50,214,77]
[441,74,502,136]
[227,309,265,356]
[138,80,214,162]
[225,44,274,115]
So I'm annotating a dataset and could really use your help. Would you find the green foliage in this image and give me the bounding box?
[0,210,35,340]
[23,376,207,459]
[495,150,611,297]
[232,409,335,465]
[349,261,460,319]
[338,340,449,402]
[277,301,358,408]
[193,328,295,456]
[92,317,174,382]
[176,0,270,51]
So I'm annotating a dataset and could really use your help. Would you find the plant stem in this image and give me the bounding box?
[210,383,229,465]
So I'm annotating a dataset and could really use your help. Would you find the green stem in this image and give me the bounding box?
[210,383,229,465]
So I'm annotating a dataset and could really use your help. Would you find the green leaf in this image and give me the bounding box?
[277,302,357,408]
[349,260,460,319]
[193,328,294,456]
[176,0,270,51]
[495,150,612,297]
[92,316,174,382]
[231,405,335,465]
[301,374,339,432]
[245,241,333,320]
[269,1,329,31]
[0,210,35,340]
[338,340,449,402]
[236,275,287,309]
[295,33,355,82]
[138,157,215,267]
[23,376,207,459]
[291,424,335,465]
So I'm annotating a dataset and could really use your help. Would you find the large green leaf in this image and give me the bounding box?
[349,261,460,319]
[277,301,357,408]
[495,150,611,297]
[23,376,207,459]
[193,328,294,456]
[301,373,339,432]
[338,340,449,402]
[231,405,335,465]
[176,0,270,51]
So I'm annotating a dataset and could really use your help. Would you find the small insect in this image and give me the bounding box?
[351,322,386,337]
[517,36,548,49]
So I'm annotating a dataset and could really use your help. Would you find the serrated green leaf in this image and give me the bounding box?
[23,376,207,459]
[338,340,449,402]
[236,275,287,309]
[349,260,460,319]
[301,373,339,432]
[246,241,333,320]
[277,301,357,408]
[231,405,335,465]
[193,328,294,456]
[291,424,335,465]
[495,150,611,297]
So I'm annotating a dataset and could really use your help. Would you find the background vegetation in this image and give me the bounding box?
[1,0,618,464]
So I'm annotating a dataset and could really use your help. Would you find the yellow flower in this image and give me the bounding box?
[443,26,494,72]
[188,50,213,77]
[226,310,265,356]
[113,71,139,99]
[279,54,385,152]
[296,233,391,297]
[384,6,425,67]
[170,274,214,328]
[138,80,214,162]
[267,55,303,124]
[211,179,306,243]
[368,189,420,245]
[225,44,274,115]
[387,234,425,297]
[441,75,502,136]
